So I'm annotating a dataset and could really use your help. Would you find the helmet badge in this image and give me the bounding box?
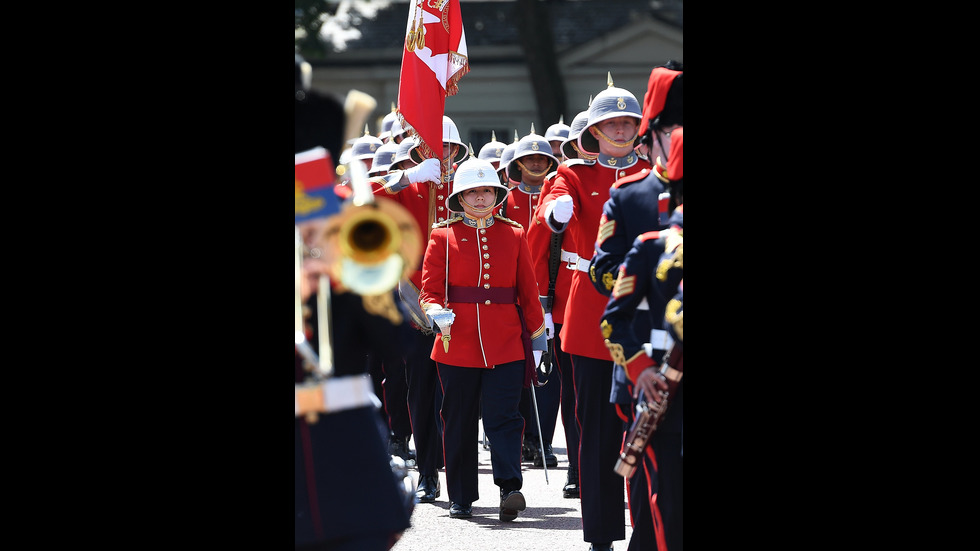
[531,141,539,151]
[477,168,485,179]
[617,97,626,110]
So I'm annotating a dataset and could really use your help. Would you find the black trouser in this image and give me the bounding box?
[368,353,412,440]
[555,324,579,471]
[438,359,524,505]
[572,354,627,544]
[405,330,444,476]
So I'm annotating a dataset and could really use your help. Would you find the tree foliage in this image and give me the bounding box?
[295,1,567,128]
[294,0,343,59]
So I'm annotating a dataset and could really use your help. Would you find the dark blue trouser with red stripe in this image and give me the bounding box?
[572,353,627,544]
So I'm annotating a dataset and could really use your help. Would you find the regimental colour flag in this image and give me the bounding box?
[396,0,469,161]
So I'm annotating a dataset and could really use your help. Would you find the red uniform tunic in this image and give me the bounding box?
[502,182,542,232]
[527,175,574,322]
[536,155,650,360]
[419,214,546,368]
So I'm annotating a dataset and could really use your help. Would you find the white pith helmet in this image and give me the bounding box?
[446,158,509,212]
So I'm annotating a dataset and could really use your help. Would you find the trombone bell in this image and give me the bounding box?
[317,197,422,297]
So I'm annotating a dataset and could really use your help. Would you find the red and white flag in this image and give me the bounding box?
[396,0,469,161]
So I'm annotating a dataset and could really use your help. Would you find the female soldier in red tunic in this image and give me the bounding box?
[418,157,547,522]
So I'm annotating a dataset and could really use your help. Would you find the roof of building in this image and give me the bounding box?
[317,0,682,60]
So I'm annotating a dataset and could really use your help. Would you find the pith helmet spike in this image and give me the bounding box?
[558,114,565,124]
[588,95,593,106]
[530,122,536,134]
[390,102,396,112]
[607,72,614,87]
[513,129,519,143]
[491,130,497,142]
[468,142,475,158]
[363,124,370,136]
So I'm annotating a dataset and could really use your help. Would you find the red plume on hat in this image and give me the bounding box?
[638,66,683,137]
[666,127,682,181]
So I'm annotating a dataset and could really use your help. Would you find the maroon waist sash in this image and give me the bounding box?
[447,285,535,387]
[447,286,517,304]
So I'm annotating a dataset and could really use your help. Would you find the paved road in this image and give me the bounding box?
[392,414,633,551]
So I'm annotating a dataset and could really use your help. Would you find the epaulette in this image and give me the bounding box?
[493,214,523,228]
[431,215,463,229]
[565,158,595,167]
[611,167,651,190]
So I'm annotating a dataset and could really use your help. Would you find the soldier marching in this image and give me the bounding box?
[297,51,684,549]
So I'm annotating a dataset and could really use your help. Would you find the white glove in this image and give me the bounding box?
[552,195,574,223]
[533,350,543,367]
[426,306,455,331]
[425,305,444,328]
[544,312,555,339]
[404,157,441,184]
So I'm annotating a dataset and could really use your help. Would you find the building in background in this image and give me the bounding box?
[304,0,682,151]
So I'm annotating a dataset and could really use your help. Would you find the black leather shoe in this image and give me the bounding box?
[522,434,540,463]
[416,475,440,503]
[449,502,472,519]
[588,543,613,551]
[533,443,558,468]
[563,465,580,498]
[389,436,417,466]
[499,489,526,522]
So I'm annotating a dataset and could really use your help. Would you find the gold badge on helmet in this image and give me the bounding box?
[617,97,626,110]
[531,141,539,151]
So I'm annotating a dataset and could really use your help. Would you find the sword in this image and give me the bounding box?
[529,383,548,484]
